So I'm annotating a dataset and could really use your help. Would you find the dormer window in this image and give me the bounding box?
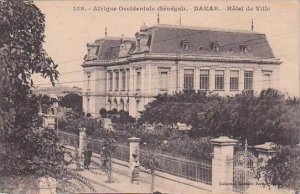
[212,41,219,52]
[240,44,248,53]
[136,39,141,51]
[180,39,189,51]
[199,46,203,51]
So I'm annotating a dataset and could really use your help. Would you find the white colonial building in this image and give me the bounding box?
[82,24,281,118]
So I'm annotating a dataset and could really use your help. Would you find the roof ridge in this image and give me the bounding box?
[148,24,263,34]
[95,37,135,41]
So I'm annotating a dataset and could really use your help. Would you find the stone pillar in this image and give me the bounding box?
[37,177,57,194]
[79,127,87,167]
[128,137,140,164]
[254,142,275,166]
[248,143,276,193]
[43,115,56,130]
[211,136,237,194]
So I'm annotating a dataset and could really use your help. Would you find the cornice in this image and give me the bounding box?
[82,53,282,68]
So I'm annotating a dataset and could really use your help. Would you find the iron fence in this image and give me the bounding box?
[58,131,212,185]
[140,150,212,185]
[59,131,130,162]
[58,131,78,148]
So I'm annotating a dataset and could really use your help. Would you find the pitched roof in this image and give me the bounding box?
[89,37,135,60]
[148,24,275,59]
[94,38,120,60]
[85,24,276,61]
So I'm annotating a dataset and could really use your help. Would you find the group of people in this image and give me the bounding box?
[73,147,111,175]
[74,148,140,183]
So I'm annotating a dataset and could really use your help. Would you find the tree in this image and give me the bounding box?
[0,0,93,192]
[58,110,99,135]
[59,93,82,113]
[261,146,300,193]
[99,108,107,118]
[139,89,300,146]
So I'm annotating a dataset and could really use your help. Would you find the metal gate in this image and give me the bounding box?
[233,140,256,193]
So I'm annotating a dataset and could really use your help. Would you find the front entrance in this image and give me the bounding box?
[233,141,257,193]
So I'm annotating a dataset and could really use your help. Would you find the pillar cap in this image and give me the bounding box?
[38,177,57,186]
[211,136,237,146]
[254,142,276,153]
[128,137,140,142]
[79,127,86,132]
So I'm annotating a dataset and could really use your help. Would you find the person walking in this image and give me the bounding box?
[130,154,140,184]
[83,149,92,169]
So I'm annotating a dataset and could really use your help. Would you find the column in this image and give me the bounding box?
[195,67,200,91]
[112,70,115,92]
[211,136,237,194]
[118,69,122,92]
[87,72,91,92]
[239,69,243,92]
[254,67,263,93]
[141,67,144,94]
[224,68,230,94]
[147,64,152,96]
[106,71,110,93]
[125,69,128,92]
[130,67,135,95]
[210,68,215,91]
[128,137,140,164]
[178,64,184,91]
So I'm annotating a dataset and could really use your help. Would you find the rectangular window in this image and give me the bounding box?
[215,70,224,90]
[263,72,271,89]
[108,71,113,91]
[230,70,239,90]
[121,71,126,91]
[244,71,253,90]
[200,70,209,90]
[136,71,141,91]
[184,69,194,90]
[115,71,119,91]
[160,71,168,90]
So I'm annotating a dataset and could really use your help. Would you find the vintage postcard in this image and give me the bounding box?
[0,0,299,194]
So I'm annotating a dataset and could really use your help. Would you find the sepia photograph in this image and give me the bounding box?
[0,0,299,193]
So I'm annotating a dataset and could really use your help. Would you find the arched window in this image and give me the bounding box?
[120,99,125,111]
[113,99,118,111]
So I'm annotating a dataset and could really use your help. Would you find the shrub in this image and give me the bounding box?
[263,146,300,192]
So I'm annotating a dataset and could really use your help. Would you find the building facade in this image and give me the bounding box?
[82,24,281,118]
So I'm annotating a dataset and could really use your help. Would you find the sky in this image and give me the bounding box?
[33,0,300,97]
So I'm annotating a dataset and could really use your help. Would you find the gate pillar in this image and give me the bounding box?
[79,127,87,169]
[128,137,140,164]
[211,136,237,194]
[254,142,275,165]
